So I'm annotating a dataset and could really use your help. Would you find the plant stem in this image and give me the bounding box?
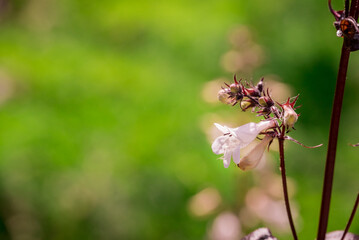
[278,127,298,240]
[345,0,350,17]
[317,1,359,238]
[317,42,351,240]
[341,193,359,240]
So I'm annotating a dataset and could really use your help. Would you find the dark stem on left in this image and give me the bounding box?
[278,126,298,240]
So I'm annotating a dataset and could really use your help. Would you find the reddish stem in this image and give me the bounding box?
[317,43,351,240]
[341,193,359,240]
[317,1,359,239]
[278,126,298,240]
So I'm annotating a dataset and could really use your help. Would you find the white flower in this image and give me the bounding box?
[211,120,276,168]
[237,134,274,170]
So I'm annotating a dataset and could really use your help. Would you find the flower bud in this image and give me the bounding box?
[240,99,254,111]
[256,77,264,93]
[258,96,274,107]
[283,104,298,129]
[245,87,260,97]
[230,83,241,94]
[218,89,234,105]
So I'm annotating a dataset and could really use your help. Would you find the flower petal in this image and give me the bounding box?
[232,147,241,164]
[211,136,227,154]
[233,120,275,148]
[222,150,232,168]
[214,123,229,134]
[232,123,260,147]
[238,135,273,170]
[256,120,276,132]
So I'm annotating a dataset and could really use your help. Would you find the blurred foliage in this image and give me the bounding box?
[0,0,358,239]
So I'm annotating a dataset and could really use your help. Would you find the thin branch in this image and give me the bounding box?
[278,126,298,240]
[284,136,323,148]
[341,193,359,240]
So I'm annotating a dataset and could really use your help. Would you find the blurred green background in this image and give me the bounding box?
[0,0,358,239]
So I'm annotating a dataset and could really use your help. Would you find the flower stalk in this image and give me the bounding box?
[341,193,359,240]
[317,42,351,240]
[278,126,298,240]
[317,1,359,239]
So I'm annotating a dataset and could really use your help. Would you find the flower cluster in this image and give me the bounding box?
[217,76,299,124]
[212,76,320,168]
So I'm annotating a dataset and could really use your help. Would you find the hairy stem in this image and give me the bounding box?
[341,193,359,240]
[278,127,298,240]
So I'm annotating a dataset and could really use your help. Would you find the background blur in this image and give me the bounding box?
[0,0,358,239]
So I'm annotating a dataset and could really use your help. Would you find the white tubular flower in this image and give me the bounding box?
[238,135,274,170]
[211,120,276,168]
